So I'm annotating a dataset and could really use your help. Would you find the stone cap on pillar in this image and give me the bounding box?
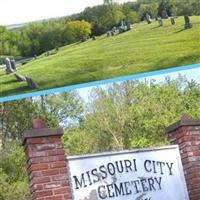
[166,115,200,133]
[22,119,63,145]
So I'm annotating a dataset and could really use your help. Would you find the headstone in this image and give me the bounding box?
[171,17,175,25]
[107,31,111,37]
[121,19,126,27]
[25,76,39,89]
[14,74,26,82]
[47,51,51,56]
[158,17,163,27]
[92,36,96,40]
[5,57,14,74]
[10,59,17,70]
[34,54,37,59]
[145,13,152,24]
[162,10,168,19]
[112,27,116,31]
[184,15,192,29]
[127,23,132,30]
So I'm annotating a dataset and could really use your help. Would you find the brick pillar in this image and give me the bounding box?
[166,117,200,200]
[23,119,72,200]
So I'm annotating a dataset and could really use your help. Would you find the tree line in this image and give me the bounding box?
[0,0,199,60]
[0,77,200,199]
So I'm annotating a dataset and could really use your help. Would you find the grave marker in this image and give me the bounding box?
[25,76,39,89]
[157,17,163,27]
[5,57,14,74]
[145,13,152,24]
[162,10,168,19]
[171,17,175,25]
[14,74,26,82]
[184,15,192,29]
[10,59,16,70]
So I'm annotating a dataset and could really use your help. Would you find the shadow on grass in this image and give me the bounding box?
[155,54,199,70]
[2,79,18,84]
[1,85,35,98]
[173,29,186,34]
[151,26,160,30]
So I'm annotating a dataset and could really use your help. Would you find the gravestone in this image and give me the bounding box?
[25,76,39,89]
[121,19,126,27]
[47,51,51,56]
[10,59,16,70]
[92,36,96,40]
[111,31,115,36]
[5,57,14,74]
[112,26,117,33]
[14,74,26,82]
[184,15,192,29]
[171,17,175,25]
[162,10,168,19]
[127,23,132,30]
[107,31,111,37]
[158,17,163,27]
[145,13,152,24]
[81,37,87,42]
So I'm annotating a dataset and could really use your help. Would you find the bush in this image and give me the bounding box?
[0,142,30,200]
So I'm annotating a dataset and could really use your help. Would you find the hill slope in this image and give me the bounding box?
[1,16,200,97]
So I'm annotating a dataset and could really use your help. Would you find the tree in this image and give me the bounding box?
[126,11,139,23]
[138,3,158,20]
[41,91,84,126]
[0,141,30,200]
[63,20,91,42]
[0,99,59,145]
[64,77,200,154]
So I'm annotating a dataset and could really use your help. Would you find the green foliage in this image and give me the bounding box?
[0,91,84,145]
[62,78,200,155]
[2,0,199,58]
[41,91,84,126]
[62,128,91,155]
[64,20,92,41]
[1,16,200,97]
[126,11,139,23]
[0,99,59,143]
[138,3,158,20]
[0,142,30,200]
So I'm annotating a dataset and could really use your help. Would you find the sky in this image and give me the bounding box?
[0,0,134,26]
[78,67,200,102]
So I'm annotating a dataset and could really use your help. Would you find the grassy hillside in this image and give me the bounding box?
[1,16,200,97]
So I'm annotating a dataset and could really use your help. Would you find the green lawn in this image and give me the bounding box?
[1,16,200,97]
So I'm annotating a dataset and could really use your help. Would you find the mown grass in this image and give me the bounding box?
[0,16,200,97]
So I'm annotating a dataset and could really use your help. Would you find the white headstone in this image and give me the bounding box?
[5,57,14,74]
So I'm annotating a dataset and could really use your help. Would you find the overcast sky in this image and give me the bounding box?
[0,0,134,25]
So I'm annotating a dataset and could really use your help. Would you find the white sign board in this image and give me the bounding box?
[67,145,189,200]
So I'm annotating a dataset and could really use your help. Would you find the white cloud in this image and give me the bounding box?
[0,0,135,25]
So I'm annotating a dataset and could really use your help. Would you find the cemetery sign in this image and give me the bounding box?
[67,145,189,200]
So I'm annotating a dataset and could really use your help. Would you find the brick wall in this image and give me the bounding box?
[23,119,72,200]
[23,118,200,200]
[166,117,200,200]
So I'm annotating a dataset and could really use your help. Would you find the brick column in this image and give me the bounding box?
[23,119,72,200]
[166,117,200,200]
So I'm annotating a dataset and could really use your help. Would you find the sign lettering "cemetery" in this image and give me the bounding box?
[67,146,189,200]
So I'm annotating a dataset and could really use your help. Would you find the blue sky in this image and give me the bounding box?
[77,67,200,102]
[0,0,134,25]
